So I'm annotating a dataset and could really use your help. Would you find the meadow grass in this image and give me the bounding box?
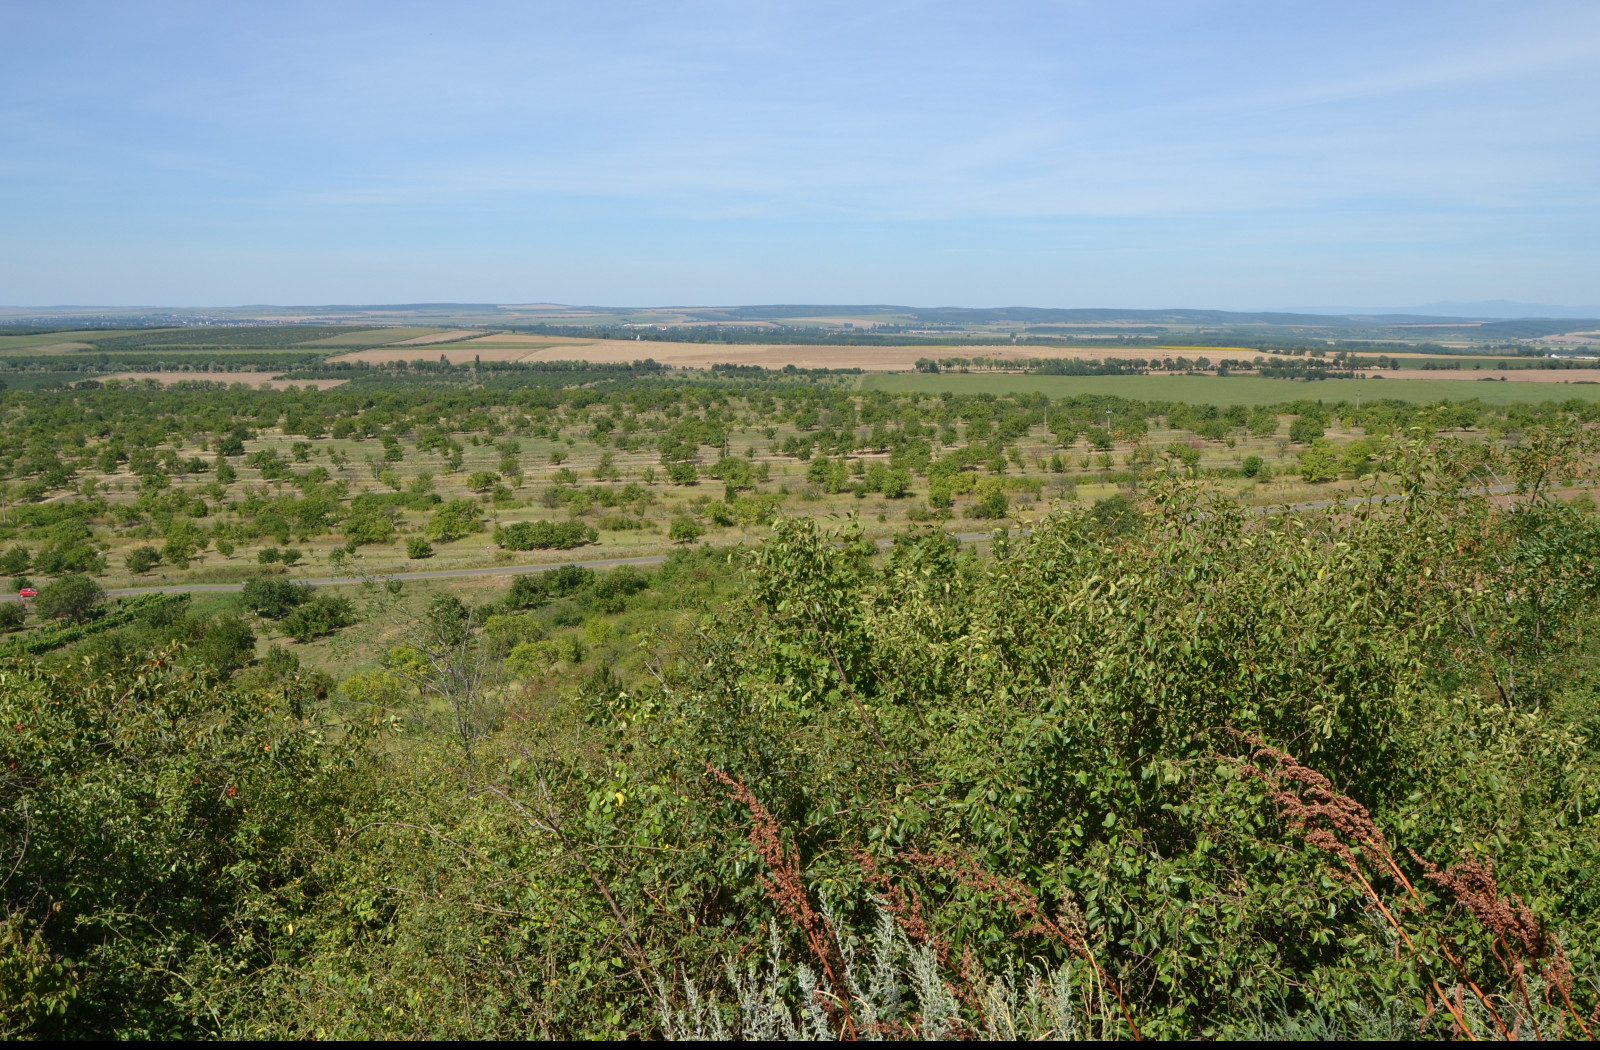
[0,330,117,351]
[296,326,445,347]
[861,371,1600,405]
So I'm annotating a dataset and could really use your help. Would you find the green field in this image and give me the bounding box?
[296,326,447,347]
[861,371,1600,405]
[0,330,110,351]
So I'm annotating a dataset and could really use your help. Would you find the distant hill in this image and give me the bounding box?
[1296,300,1600,320]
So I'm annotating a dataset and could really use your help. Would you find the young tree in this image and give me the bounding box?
[124,545,162,574]
[669,516,704,544]
[35,574,105,623]
[390,595,501,761]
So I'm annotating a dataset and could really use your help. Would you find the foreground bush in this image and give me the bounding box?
[0,654,365,1038]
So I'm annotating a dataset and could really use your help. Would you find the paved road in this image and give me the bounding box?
[0,483,1549,602]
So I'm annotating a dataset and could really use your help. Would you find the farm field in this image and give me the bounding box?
[294,326,447,346]
[863,371,1600,404]
[101,371,350,390]
[0,329,113,350]
[331,330,1591,377]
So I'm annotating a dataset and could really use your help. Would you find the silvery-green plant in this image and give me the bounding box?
[656,901,1094,1040]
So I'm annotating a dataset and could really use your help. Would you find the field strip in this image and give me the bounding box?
[103,371,349,390]
[8,485,1548,604]
[381,329,487,347]
[862,372,1600,404]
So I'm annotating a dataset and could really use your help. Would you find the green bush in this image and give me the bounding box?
[1289,415,1325,443]
[192,614,257,675]
[406,536,434,559]
[241,577,313,619]
[0,602,25,632]
[35,574,105,623]
[1089,492,1141,536]
[0,546,29,575]
[1248,407,1280,436]
[582,566,650,614]
[967,485,1009,519]
[0,654,358,1038]
[280,594,355,643]
[669,515,704,543]
[494,520,595,551]
[1298,438,1339,483]
[506,564,595,609]
[124,545,162,574]
[424,499,484,542]
[342,513,395,546]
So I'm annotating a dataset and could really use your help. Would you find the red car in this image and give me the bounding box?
[17,588,37,598]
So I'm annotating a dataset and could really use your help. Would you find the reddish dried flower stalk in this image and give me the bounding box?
[855,849,947,964]
[705,765,852,1031]
[1236,739,1505,1040]
[1235,742,1391,876]
[1410,852,1591,1040]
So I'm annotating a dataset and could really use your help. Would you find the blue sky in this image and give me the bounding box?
[2,1,1597,309]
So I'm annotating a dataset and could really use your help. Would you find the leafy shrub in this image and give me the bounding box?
[0,654,354,1038]
[1245,408,1277,436]
[494,520,595,551]
[0,602,25,632]
[280,594,355,642]
[33,541,104,576]
[598,514,651,531]
[241,577,313,619]
[35,575,105,623]
[670,516,705,543]
[406,536,434,559]
[506,638,565,678]
[582,566,651,614]
[424,499,485,542]
[967,484,1009,519]
[1289,415,1325,443]
[0,546,29,575]
[1164,440,1201,470]
[483,613,546,648]
[1298,439,1339,483]
[1089,492,1141,536]
[342,513,395,546]
[340,668,407,710]
[1339,438,1376,477]
[124,545,162,574]
[506,565,595,609]
[192,614,257,675]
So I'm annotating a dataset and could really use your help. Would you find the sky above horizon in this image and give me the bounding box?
[2,1,1597,310]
